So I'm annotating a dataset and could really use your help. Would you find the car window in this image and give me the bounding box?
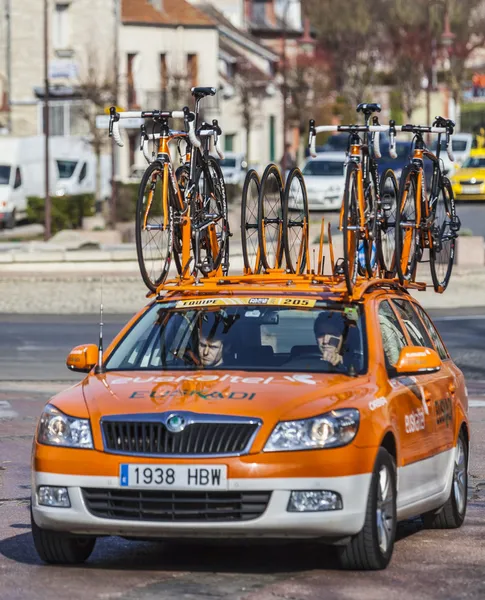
[57,160,77,179]
[392,299,433,348]
[461,156,485,169]
[0,165,11,185]
[413,305,449,360]
[378,301,407,368]
[14,167,22,189]
[302,161,345,177]
[78,162,87,183]
[105,303,366,375]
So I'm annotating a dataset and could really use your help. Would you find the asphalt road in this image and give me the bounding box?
[0,311,484,599]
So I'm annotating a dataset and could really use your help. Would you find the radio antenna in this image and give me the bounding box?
[95,278,106,374]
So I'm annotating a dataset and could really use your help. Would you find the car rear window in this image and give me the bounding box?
[461,156,485,169]
[106,302,366,376]
[302,161,345,177]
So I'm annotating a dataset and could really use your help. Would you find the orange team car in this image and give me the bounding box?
[31,277,469,571]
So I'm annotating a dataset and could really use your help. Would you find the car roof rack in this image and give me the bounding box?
[146,273,428,301]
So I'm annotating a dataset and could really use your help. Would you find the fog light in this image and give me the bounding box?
[287,490,342,512]
[38,486,71,508]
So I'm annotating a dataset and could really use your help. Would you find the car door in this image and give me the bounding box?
[377,299,438,508]
[412,303,456,457]
[391,298,455,495]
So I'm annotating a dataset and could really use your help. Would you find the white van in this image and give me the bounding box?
[0,136,111,228]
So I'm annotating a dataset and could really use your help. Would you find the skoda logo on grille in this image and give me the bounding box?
[166,414,186,433]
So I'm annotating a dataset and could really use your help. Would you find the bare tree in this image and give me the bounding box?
[76,48,116,215]
[303,0,378,105]
[232,60,272,167]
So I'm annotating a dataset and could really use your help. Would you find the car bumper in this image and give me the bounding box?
[31,470,371,540]
[454,192,485,201]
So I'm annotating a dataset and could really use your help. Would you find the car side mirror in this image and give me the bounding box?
[66,344,98,373]
[395,346,441,375]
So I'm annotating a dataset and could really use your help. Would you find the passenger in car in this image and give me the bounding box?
[313,312,346,367]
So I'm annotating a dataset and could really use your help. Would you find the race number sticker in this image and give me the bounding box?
[175,297,316,308]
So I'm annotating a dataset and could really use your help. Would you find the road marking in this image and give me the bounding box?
[470,399,485,408]
[0,400,19,419]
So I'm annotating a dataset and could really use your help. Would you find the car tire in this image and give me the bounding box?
[5,209,16,230]
[338,447,397,570]
[422,430,468,529]
[31,508,96,565]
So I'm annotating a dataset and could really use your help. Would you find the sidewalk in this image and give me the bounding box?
[0,236,484,313]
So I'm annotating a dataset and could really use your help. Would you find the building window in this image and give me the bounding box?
[224,134,235,152]
[187,54,198,88]
[53,3,70,50]
[252,0,267,23]
[39,100,88,136]
[127,53,138,108]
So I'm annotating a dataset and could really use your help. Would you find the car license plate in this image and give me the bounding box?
[462,185,480,193]
[119,464,228,490]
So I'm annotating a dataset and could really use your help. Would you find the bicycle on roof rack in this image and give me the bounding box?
[308,104,396,295]
[109,87,230,292]
[389,117,461,292]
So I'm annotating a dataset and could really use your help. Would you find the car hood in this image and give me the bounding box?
[452,169,485,182]
[77,370,373,424]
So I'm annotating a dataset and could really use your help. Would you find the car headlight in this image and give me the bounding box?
[264,408,360,452]
[55,188,66,197]
[37,404,93,449]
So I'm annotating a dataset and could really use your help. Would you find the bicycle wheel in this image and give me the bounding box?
[342,162,360,295]
[172,164,189,276]
[395,166,420,284]
[283,167,309,274]
[361,167,379,278]
[258,163,285,271]
[378,168,398,276]
[241,169,262,274]
[430,177,457,292]
[193,157,230,276]
[135,160,174,291]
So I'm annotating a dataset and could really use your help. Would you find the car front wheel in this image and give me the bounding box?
[338,447,397,570]
[31,509,96,565]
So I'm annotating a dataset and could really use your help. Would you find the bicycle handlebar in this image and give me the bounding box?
[109,106,193,148]
[308,118,455,161]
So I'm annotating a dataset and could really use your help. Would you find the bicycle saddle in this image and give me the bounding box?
[191,87,217,98]
[357,103,381,114]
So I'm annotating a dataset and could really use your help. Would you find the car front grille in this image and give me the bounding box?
[459,179,484,185]
[82,488,271,522]
[102,420,259,456]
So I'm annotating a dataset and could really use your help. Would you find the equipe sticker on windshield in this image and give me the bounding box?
[175,297,317,308]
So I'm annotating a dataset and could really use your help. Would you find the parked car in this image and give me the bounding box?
[31,278,469,570]
[300,152,346,210]
[430,133,473,177]
[218,152,247,186]
[451,149,485,200]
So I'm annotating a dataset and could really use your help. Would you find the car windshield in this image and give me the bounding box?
[0,165,11,185]
[56,160,77,179]
[302,161,345,177]
[432,139,468,153]
[105,302,366,376]
[219,158,237,168]
[460,156,485,169]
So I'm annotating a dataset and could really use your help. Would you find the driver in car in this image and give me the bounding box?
[197,312,227,368]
